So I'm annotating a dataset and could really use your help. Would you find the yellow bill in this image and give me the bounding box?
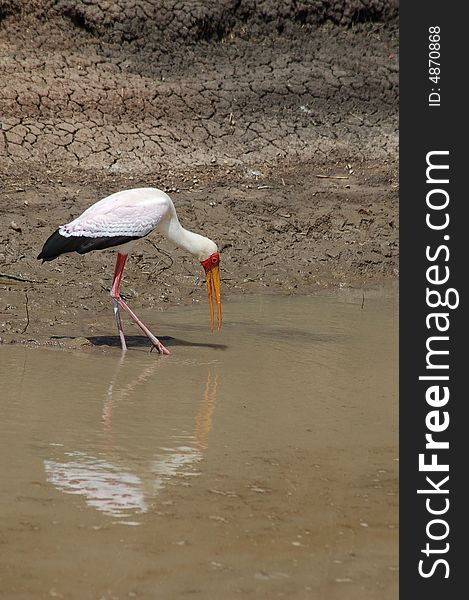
[205,265,222,331]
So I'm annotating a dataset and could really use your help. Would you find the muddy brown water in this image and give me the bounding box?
[0,290,398,599]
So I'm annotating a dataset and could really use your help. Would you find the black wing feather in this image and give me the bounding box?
[37,229,141,262]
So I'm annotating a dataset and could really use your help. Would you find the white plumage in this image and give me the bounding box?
[59,188,171,238]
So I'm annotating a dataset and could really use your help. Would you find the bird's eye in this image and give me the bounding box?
[212,256,218,264]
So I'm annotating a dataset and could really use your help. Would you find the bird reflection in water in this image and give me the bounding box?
[194,370,219,451]
[44,359,219,522]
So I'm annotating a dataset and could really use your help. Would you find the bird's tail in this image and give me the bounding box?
[37,229,142,262]
[37,229,73,262]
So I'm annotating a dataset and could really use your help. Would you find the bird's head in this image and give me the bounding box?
[200,251,222,331]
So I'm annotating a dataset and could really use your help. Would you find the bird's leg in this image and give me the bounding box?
[111,253,128,352]
[115,297,170,355]
[110,252,170,355]
[112,298,127,352]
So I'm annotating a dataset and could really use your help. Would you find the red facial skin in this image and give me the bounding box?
[200,252,220,273]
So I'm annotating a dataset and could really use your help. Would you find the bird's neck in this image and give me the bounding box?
[161,210,215,261]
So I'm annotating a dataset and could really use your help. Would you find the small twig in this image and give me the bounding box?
[21,290,30,334]
[361,292,365,310]
[0,273,42,284]
[314,174,349,180]
[144,239,174,278]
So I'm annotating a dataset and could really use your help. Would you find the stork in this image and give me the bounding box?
[37,188,222,355]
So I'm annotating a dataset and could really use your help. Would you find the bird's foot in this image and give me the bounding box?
[150,340,171,355]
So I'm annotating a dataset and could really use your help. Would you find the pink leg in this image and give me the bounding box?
[111,253,128,352]
[112,298,127,352]
[110,252,170,355]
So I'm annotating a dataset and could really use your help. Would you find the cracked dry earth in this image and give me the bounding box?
[0,1,398,345]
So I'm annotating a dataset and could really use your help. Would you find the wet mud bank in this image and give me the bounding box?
[0,162,398,344]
